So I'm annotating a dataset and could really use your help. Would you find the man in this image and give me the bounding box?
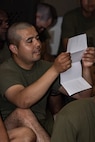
[36,2,57,33]
[51,97,95,142]
[58,0,95,53]
[0,22,94,141]
[0,9,11,64]
[36,2,57,61]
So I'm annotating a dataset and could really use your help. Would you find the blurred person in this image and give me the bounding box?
[58,0,95,53]
[51,97,95,142]
[0,9,11,64]
[36,3,57,61]
[57,0,95,104]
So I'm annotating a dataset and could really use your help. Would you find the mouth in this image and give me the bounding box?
[33,49,41,55]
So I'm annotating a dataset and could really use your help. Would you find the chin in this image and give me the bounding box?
[35,56,41,61]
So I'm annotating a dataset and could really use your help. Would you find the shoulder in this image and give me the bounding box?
[0,58,11,69]
[58,98,95,117]
[64,7,81,19]
[0,58,20,75]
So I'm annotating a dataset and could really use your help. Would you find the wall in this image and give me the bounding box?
[41,0,80,16]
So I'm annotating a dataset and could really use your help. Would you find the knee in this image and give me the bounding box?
[8,127,36,142]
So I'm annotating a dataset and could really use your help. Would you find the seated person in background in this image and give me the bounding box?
[51,97,95,142]
[36,2,57,62]
[0,9,11,64]
[57,0,95,105]
[0,10,36,140]
[0,22,94,141]
[58,0,95,53]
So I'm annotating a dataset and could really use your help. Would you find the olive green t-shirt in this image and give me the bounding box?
[0,58,60,121]
[51,98,95,142]
[58,7,95,53]
[0,58,61,135]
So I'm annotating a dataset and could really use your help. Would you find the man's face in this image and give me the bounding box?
[14,26,42,66]
[36,12,52,32]
[0,13,9,40]
[81,0,95,13]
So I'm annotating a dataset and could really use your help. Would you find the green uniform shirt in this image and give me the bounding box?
[0,58,60,134]
[51,98,95,142]
[58,7,95,53]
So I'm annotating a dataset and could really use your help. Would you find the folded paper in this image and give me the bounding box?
[60,34,92,96]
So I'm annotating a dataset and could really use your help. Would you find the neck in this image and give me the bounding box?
[13,56,34,70]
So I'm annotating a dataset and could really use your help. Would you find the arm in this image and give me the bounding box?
[5,52,71,108]
[58,47,95,99]
[0,116,9,142]
[72,47,95,99]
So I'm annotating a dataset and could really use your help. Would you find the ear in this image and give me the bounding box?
[9,44,18,54]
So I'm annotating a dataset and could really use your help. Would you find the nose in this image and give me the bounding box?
[33,37,41,46]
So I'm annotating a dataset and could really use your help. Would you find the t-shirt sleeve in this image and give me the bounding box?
[0,68,23,96]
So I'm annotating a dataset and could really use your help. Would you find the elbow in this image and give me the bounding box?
[17,99,32,109]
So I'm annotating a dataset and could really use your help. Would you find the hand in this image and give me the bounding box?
[53,52,72,74]
[82,47,95,67]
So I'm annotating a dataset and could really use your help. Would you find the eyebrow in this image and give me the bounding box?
[26,37,34,41]
[26,35,39,42]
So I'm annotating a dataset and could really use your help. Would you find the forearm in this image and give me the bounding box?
[74,47,95,98]
[0,117,9,142]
